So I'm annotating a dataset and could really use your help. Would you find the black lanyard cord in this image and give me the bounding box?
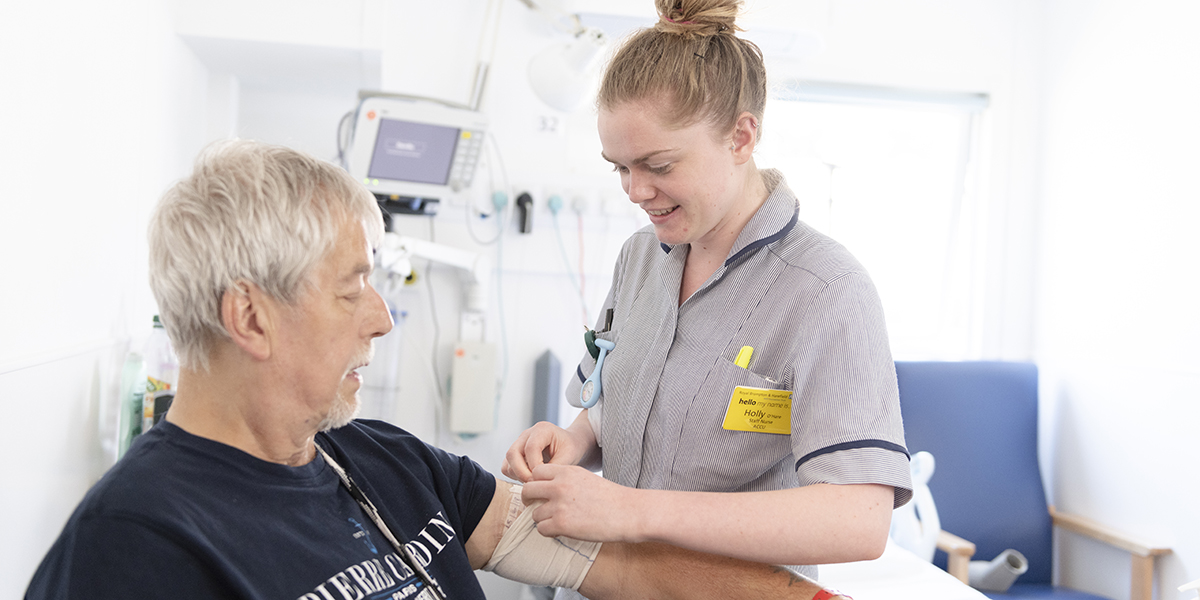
[315,442,448,600]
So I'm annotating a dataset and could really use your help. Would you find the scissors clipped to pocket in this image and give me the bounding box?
[581,309,615,409]
[580,338,614,409]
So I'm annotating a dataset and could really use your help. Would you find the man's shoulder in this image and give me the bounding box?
[322,419,478,480]
[322,418,424,453]
[321,420,497,537]
[81,430,193,514]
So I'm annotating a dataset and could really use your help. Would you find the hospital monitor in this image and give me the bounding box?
[346,95,488,214]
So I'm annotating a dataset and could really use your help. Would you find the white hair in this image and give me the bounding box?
[148,139,384,371]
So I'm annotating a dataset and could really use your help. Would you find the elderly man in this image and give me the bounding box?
[26,140,850,600]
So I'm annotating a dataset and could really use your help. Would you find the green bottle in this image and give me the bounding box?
[117,351,145,459]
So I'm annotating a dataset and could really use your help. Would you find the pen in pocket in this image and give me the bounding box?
[734,346,754,369]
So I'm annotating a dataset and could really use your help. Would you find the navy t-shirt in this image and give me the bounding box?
[26,419,496,599]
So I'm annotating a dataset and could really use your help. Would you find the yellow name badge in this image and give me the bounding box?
[722,386,792,435]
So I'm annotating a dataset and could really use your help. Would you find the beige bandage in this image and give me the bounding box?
[482,485,602,591]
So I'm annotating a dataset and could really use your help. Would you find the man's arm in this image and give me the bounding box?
[583,541,847,600]
[464,477,514,568]
[467,478,849,600]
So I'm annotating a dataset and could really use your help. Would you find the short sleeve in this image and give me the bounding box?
[321,422,497,547]
[788,272,913,508]
[446,450,498,542]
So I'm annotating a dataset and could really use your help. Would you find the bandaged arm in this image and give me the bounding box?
[468,479,850,599]
[480,483,600,590]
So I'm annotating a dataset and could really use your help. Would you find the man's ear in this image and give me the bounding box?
[221,280,274,361]
[730,112,759,165]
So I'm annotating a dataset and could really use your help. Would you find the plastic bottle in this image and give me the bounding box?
[142,316,179,433]
[117,351,146,459]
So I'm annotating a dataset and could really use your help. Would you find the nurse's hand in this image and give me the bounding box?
[502,413,599,482]
[522,464,639,543]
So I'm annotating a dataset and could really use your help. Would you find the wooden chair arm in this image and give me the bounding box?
[1048,506,1169,558]
[1048,506,1171,600]
[936,530,976,584]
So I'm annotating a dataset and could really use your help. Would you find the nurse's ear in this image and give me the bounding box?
[729,112,759,165]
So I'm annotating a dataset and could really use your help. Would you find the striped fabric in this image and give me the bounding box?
[567,169,911,502]
[559,171,912,594]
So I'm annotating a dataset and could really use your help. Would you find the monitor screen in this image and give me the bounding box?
[367,118,461,186]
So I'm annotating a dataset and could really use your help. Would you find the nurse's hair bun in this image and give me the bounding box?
[654,0,744,39]
[598,0,765,139]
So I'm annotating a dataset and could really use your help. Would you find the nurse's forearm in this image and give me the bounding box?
[524,466,893,566]
[579,541,850,600]
[625,483,893,565]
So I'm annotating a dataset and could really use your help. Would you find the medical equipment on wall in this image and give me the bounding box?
[375,232,497,433]
[343,94,489,215]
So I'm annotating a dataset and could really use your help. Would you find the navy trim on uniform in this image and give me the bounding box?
[577,364,587,383]
[794,439,910,471]
[564,169,911,516]
[725,204,799,268]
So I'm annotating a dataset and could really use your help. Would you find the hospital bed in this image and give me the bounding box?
[817,536,989,600]
[820,540,988,600]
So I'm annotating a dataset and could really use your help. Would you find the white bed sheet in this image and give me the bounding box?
[816,539,989,600]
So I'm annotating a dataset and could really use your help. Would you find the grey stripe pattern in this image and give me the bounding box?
[560,171,913,594]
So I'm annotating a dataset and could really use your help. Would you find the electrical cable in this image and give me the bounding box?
[423,219,448,447]
[455,130,511,437]
[425,258,444,400]
[464,132,513,246]
[482,0,506,76]
[335,110,355,168]
[577,211,587,317]
[469,0,507,112]
[492,227,510,429]
[551,210,591,328]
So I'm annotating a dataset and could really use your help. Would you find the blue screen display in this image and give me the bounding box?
[367,118,460,185]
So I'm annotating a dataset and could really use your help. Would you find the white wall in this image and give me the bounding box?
[3,0,1195,598]
[755,0,1046,361]
[1036,1,1200,597]
[0,1,210,597]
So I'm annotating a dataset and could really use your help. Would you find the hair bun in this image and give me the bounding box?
[654,0,743,38]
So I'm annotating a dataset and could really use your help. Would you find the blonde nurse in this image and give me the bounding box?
[504,0,912,593]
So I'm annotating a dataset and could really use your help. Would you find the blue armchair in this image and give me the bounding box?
[894,361,1170,600]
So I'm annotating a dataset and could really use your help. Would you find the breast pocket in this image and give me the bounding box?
[668,357,796,492]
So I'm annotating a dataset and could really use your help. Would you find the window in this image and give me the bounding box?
[756,82,988,359]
